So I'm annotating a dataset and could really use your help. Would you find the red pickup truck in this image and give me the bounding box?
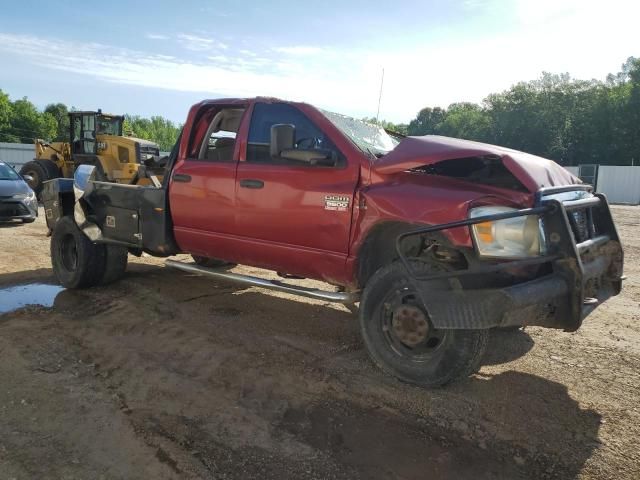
[42,97,624,387]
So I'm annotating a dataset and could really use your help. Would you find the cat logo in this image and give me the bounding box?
[324,195,350,212]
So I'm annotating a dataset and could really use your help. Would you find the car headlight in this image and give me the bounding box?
[469,206,545,258]
[13,191,36,201]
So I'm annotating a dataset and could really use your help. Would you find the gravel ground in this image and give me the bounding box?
[0,205,638,479]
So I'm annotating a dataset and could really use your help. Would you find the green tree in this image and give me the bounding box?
[0,89,18,142]
[8,97,56,143]
[44,103,70,141]
[125,114,181,151]
[438,102,492,142]
[407,107,446,135]
[624,57,640,165]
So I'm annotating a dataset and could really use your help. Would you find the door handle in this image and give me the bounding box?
[239,179,264,189]
[173,173,192,183]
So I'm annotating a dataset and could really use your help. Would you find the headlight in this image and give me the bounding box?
[469,206,545,258]
[13,192,36,201]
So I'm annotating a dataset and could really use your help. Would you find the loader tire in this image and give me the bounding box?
[20,160,60,198]
[51,216,106,289]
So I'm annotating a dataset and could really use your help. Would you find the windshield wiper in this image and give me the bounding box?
[362,146,378,161]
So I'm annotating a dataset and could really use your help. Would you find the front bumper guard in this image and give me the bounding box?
[396,186,624,331]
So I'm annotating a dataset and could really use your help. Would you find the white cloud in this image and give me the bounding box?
[0,33,337,106]
[0,0,638,124]
[146,33,169,40]
[273,46,323,55]
[177,33,228,51]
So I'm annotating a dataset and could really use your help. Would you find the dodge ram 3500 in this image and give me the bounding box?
[42,97,625,387]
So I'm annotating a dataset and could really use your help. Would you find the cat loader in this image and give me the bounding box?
[21,110,164,197]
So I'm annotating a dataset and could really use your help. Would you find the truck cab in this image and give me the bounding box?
[42,97,625,388]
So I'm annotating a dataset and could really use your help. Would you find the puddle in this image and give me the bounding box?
[0,283,64,314]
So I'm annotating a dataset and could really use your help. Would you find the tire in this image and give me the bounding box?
[100,245,128,285]
[20,160,60,198]
[51,216,106,289]
[359,261,489,388]
[191,255,236,269]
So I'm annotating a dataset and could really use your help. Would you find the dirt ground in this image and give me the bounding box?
[0,206,638,480]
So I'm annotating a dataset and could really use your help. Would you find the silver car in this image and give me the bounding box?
[0,161,38,223]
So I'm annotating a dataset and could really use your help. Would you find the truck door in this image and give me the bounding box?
[232,102,359,280]
[169,107,246,258]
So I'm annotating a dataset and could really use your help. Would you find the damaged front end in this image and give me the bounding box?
[397,185,624,332]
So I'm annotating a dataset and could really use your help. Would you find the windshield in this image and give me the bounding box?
[96,115,123,136]
[322,110,400,157]
[0,162,20,180]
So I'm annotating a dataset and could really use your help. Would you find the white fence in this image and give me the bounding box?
[0,142,34,168]
[595,167,640,205]
[564,165,640,205]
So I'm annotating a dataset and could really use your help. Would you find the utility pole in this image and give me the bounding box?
[376,68,385,125]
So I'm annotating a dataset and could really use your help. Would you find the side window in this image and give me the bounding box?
[193,108,245,162]
[81,114,96,154]
[247,103,343,167]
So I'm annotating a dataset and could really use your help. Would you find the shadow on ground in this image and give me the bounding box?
[483,329,535,366]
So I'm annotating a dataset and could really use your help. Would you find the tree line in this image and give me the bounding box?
[0,92,181,151]
[375,56,640,166]
[1,55,638,164]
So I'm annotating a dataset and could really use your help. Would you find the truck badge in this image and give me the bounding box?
[324,195,350,212]
[106,215,116,228]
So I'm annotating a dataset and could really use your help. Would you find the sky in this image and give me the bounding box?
[0,0,637,124]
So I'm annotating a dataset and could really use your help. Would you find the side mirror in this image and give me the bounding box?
[23,174,34,182]
[270,124,295,157]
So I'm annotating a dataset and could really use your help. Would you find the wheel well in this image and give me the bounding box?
[355,222,420,288]
[355,221,468,288]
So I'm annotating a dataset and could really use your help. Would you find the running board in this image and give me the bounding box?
[165,259,359,304]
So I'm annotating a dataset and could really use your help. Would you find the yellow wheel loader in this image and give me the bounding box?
[21,110,164,197]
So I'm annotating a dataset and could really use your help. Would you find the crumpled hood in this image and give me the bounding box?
[374,135,580,193]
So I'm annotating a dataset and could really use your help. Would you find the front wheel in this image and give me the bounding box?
[359,261,488,388]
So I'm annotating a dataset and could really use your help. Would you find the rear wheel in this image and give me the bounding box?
[51,216,106,288]
[359,261,489,387]
[20,160,60,198]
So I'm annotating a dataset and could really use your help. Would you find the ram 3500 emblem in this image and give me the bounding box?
[324,195,350,212]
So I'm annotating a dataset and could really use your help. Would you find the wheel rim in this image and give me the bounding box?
[60,233,78,272]
[380,287,448,361]
[24,169,39,189]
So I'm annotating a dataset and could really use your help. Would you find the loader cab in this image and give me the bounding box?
[69,111,124,155]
